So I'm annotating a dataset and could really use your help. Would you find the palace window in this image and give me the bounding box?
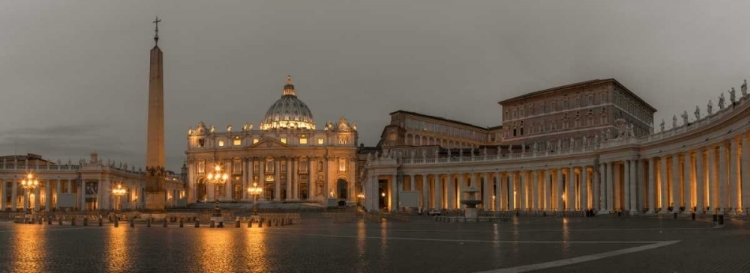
[339,137,347,145]
[198,138,205,147]
[233,159,241,174]
[280,137,287,144]
[266,159,275,173]
[318,160,323,172]
[233,137,241,146]
[218,140,225,147]
[318,138,324,145]
[299,159,308,173]
[253,160,259,173]
[253,138,259,144]
[299,135,308,145]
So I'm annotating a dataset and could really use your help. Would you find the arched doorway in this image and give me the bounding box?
[196,179,207,202]
[337,179,348,199]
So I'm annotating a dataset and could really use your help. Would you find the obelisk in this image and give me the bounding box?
[145,17,166,211]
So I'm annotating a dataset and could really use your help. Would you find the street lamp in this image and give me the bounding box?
[247,182,262,216]
[20,173,39,214]
[206,164,229,218]
[112,183,127,211]
[357,192,365,207]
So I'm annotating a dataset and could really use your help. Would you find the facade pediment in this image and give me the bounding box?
[248,137,289,149]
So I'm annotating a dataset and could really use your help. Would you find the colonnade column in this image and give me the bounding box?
[623,161,630,213]
[718,143,728,214]
[520,171,527,211]
[581,166,588,211]
[482,173,491,210]
[11,180,17,211]
[659,157,668,213]
[531,171,538,211]
[544,169,551,212]
[274,159,281,201]
[495,172,502,211]
[629,160,637,213]
[647,158,655,213]
[446,174,455,210]
[509,172,516,210]
[683,152,692,213]
[286,158,292,200]
[568,167,575,211]
[672,154,680,212]
[593,165,600,212]
[742,135,750,214]
[0,181,4,211]
[555,170,563,211]
[435,175,443,210]
[390,173,398,211]
[729,138,739,214]
[259,159,266,201]
[458,174,465,209]
[422,173,429,209]
[696,148,705,213]
[606,162,614,212]
[45,180,51,212]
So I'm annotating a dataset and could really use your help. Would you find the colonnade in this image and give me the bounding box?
[365,132,750,215]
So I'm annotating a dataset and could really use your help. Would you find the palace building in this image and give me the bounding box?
[363,78,750,216]
[185,76,359,206]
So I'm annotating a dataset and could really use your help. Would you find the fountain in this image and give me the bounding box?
[461,186,482,221]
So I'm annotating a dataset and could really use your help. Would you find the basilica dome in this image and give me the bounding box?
[260,75,316,130]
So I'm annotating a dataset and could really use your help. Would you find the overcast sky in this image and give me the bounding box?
[1,0,749,172]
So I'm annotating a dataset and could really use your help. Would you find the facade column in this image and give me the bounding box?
[259,158,266,201]
[531,170,538,211]
[647,158,655,213]
[672,154,680,212]
[696,148,705,213]
[729,138,739,213]
[435,174,443,210]
[56,179,61,210]
[581,166,588,211]
[274,158,281,201]
[0,180,4,211]
[286,157,292,200]
[607,162,614,212]
[742,135,750,214]
[80,181,86,211]
[718,143,727,214]
[659,156,668,213]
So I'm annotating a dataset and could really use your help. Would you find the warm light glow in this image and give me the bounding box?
[260,121,315,131]
[112,184,127,196]
[21,173,39,189]
[300,138,308,145]
[317,138,324,145]
[381,192,385,197]
[207,163,228,185]
[280,138,287,144]
[357,193,365,199]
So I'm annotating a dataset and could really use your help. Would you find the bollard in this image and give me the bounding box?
[99,218,103,226]
[130,218,135,228]
[712,214,717,222]
[691,212,696,221]
[163,219,167,227]
[72,217,77,226]
[210,221,215,228]
[38,217,42,224]
[218,221,224,228]
[281,219,285,226]
[83,218,88,226]
[58,218,63,225]
[114,219,119,228]
[718,215,724,225]
[147,218,152,227]
[195,220,200,228]
[259,219,264,228]
[673,212,677,219]
[179,219,184,228]
[247,219,253,228]
[235,220,240,228]
[48,216,52,225]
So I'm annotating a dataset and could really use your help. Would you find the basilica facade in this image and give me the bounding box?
[185,76,359,206]
[364,78,750,216]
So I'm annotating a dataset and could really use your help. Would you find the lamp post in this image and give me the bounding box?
[206,164,228,218]
[111,183,127,211]
[247,182,262,217]
[20,173,39,215]
[357,192,365,207]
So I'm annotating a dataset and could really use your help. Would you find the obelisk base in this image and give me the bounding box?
[145,190,166,211]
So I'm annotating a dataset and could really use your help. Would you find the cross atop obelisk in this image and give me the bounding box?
[153,17,161,44]
[145,17,166,211]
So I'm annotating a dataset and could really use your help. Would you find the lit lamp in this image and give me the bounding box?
[247,182,263,216]
[357,192,365,207]
[20,173,39,214]
[111,183,127,211]
[207,164,229,218]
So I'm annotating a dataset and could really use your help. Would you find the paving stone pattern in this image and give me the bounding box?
[0,214,748,273]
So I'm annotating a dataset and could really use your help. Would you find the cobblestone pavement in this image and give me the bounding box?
[0,214,748,273]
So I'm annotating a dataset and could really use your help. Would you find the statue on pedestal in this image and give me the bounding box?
[681,111,689,125]
[729,87,737,103]
[227,125,232,132]
[557,139,562,151]
[742,79,747,96]
[569,137,574,150]
[672,115,677,129]
[707,100,713,115]
[660,119,665,132]
[719,93,725,110]
[694,105,701,120]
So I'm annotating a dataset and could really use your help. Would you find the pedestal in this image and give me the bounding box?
[145,190,165,211]
[465,207,477,221]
